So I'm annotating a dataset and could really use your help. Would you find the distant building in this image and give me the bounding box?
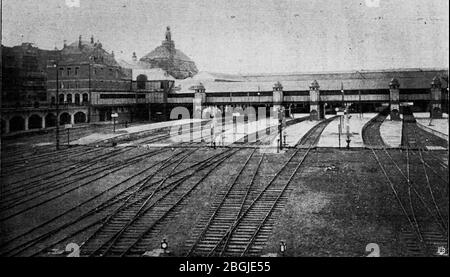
[139,26,198,79]
[1,35,176,134]
[1,43,60,107]
[1,28,448,135]
[46,35,134,124]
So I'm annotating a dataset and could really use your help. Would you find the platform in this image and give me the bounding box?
[271,119,321,148]
[380,114,403,148]
[415,118,449,140]
[317,113,378,148]
[215,118,280,146]
[72,119,206,145]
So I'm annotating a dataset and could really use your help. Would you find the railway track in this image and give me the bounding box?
[1,123,137,159]
[183,118,329,257]
[296,116,337,147]
[401,114,448,150]
[1,147,128,192]
[1,145,104,176]
[362,111,389,147]
[1,123,217,202]
[0,146,226,256]
[0,147,170,213]
[369,112,448,256]
[78,148,238,257]
[0,147,174,223]
[2,121,296,257]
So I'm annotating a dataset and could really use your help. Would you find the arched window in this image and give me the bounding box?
[74,112,87,124]
[45,113,56,127]
[60,113,71,125]
[28,114,43,129]
[82,93,89,103]
[75,94,80,105]
[10,116,25,132]
[59,94,64,103]
[66,94,72,104]
[137,74,148,89]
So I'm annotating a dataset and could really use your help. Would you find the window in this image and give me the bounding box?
[59,68,64,77]
[82,93,89,103]
[75,94,80,105]
[137,74,147,89]
[99,94,145,99]
[66,94,72,104]
[75,67,79,76]
[67,67,71,76]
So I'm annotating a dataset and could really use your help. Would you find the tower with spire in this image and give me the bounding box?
[139,26,198,79]
[162,26,175,52]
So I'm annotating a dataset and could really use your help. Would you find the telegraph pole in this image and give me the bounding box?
[278,108,283,150]
[54,62,60,150]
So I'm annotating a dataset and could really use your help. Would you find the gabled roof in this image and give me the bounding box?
[61,39,119,67]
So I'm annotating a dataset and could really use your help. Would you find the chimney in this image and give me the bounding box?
[132,52,137,62]
[63,40,67,48]
[78,35,82,49]
[91,35,94,44]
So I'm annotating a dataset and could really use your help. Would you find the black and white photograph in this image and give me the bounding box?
[0,0,448,264]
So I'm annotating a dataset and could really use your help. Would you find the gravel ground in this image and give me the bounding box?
[1,128,448,257]
[262,149,448,257]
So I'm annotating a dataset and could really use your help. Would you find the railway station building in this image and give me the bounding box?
[1,27,448,135]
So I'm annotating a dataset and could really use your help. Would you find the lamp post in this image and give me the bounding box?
[161,238,168,254]
[278,108,283,151]
[88,56,93,123]
[280,241,286,257]
[54,62,60,150]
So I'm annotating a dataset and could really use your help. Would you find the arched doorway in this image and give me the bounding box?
[28,114,43,129]
[45,113,56,127]
[60,112,71,125]
[10,116,25,132]
[74,112,86,124]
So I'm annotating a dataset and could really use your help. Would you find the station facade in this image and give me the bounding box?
[169,69,448,121]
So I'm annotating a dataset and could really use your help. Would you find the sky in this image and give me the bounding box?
[1,0,449,74]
